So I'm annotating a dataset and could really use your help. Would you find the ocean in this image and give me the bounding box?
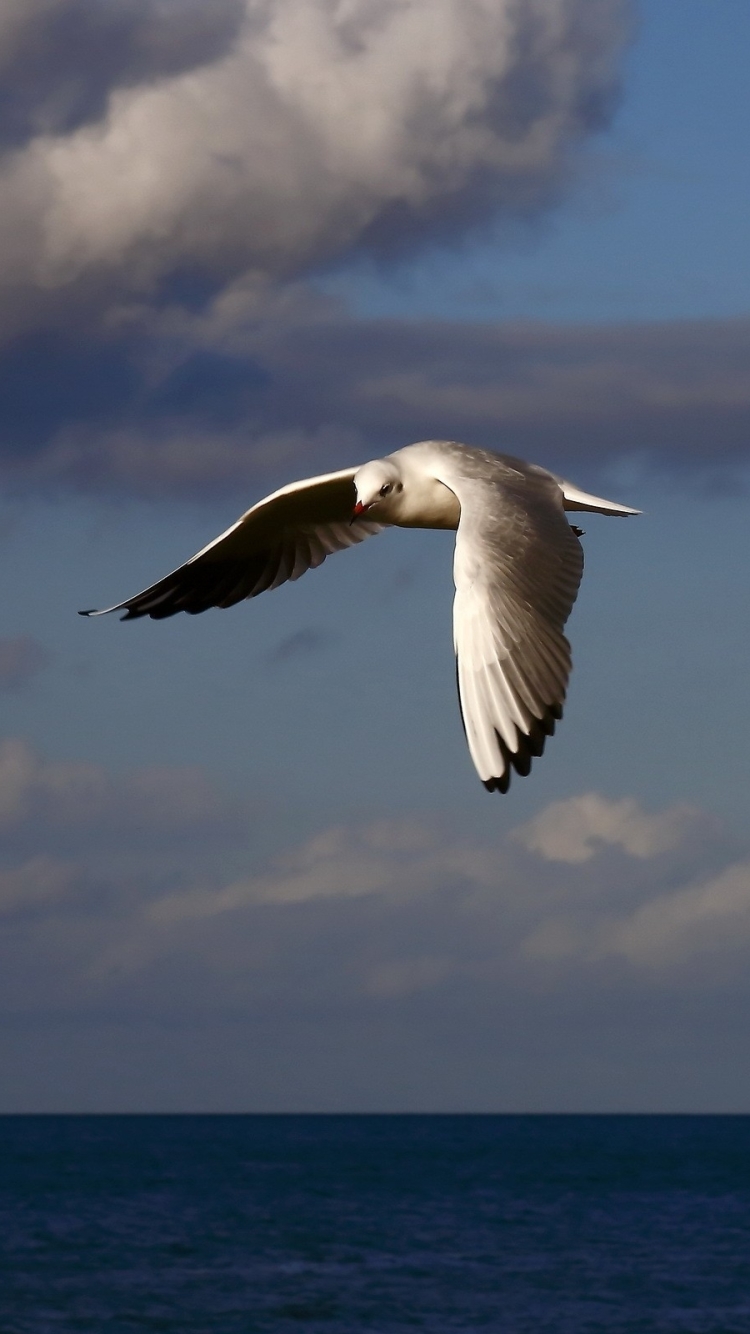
[2,1115,750,1332]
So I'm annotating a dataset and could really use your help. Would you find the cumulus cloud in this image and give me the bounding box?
[514,792,698,864]
[0,2,743,501]
[0,0,244,148]
[0,0,627,319]
[0,634,49,689]
[0,1,740,499]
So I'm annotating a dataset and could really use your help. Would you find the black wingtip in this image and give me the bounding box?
[483,702,565,794]
[79,609,96,617]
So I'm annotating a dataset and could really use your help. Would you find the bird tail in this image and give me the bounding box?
[558,481,641,516]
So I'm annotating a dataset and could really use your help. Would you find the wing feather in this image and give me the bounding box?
[449,466,584,792]
[81,468,385,620]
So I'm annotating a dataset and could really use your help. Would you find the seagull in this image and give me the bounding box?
[81,440,639,792]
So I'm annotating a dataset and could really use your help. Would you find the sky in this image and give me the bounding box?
[1,0,750,1112]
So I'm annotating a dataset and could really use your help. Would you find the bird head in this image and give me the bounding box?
[352,458,405,521]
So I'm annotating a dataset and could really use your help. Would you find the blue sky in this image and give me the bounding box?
[320,0,750,325]
[1,0,750,1111]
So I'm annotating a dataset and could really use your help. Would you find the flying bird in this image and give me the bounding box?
[81,441,639,792]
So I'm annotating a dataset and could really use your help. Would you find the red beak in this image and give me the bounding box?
[351,500,367,521]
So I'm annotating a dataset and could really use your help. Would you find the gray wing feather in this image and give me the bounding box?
[81,469,384,620]
[450,466,584,792]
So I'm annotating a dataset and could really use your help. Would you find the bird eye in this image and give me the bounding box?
[379,483,391,497]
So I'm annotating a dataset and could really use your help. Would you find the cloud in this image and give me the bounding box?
[522,862,750,970]
[0,735,247,848]
[0,0,628,334]
[0,635,49,689]
[514,796,750,973]
[365,954,455,999]
[0,2,740,500]
[0,854,80,916]
[3,305,750,498]
[514,792,698,863]
[0,769,743,1024]
[594,860,750,968]
[3,773,749,1108]
[0,0,245,149]
[149,817,482,920]
[523,858,750,972]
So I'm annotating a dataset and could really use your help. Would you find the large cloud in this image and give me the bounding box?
[0,0,627,315]
[2,2,743,502]
[0,0,244,148]
[20,0,750,503]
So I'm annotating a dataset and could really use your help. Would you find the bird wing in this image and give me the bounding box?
[450,468,584,792]
[81,468,385,620]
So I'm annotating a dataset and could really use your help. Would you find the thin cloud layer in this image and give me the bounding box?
[3,756,750,1107]
[0,854,80,917]
[0,735,249,848]
[523,858,750,973]
[0,754,742,1019]
[4,306,750,497]
[0,0,627,312]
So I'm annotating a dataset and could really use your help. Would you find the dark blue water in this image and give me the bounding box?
[2,1116,750,1332]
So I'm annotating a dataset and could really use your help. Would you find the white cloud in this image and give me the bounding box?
[0,0,628,311]
[523,859,750,972]
[0,1,244,148]
[149,817,484,920]
[61,787,741,1003]
[514,797,750,972]
[4,773,750,1110]
[145,807,516,929]
[0,770,743,1019]
[514,792,697,863]
[593,860,750,968]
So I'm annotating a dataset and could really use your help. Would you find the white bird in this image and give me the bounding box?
[81,440,639,792]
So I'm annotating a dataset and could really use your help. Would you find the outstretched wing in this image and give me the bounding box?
[81,468,384,620]
[450,468,584,792]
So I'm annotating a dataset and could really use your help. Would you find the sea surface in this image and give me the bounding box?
[2,1115,750,1332]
